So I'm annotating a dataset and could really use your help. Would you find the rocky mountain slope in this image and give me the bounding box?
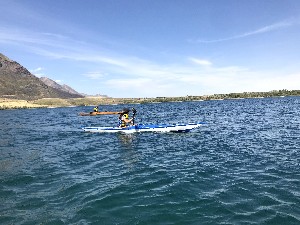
[39,77,83,96]
[0,53,84,100]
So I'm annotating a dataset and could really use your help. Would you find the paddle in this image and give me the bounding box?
[131,108,137,125]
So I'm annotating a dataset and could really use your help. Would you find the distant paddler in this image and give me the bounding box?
[88,105,100,115]
[92,106,99,114]
[78,106,121,116]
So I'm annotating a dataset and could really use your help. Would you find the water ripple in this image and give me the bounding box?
[1,98,300,224]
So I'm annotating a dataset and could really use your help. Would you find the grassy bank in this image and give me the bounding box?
[0,98,47,110]
[0,96,185,110]
[0,97,140,110]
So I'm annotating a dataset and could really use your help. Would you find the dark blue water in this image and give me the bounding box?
[1,97,300,224]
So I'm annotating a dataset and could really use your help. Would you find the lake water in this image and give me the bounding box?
[0,97,300,224]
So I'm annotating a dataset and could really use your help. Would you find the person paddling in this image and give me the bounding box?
[93,106,99,112]
[118,108,133,128]
[89,106,99,115]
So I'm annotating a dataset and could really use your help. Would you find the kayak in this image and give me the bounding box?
[79,111,121,116]
[82,122,204,133]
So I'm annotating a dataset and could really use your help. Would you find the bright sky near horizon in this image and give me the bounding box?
[1,0,300,98]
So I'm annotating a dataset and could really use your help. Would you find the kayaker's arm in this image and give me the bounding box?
[123,117,133,124]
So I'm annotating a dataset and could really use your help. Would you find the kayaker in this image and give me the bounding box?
[89,106,99,115]
[93,106,99,112]
[118,108,133,128]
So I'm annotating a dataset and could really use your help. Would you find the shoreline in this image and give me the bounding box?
[1,91,299,110]
[0,99,47,110]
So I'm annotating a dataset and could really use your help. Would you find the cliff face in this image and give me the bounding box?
[0,53,84,100]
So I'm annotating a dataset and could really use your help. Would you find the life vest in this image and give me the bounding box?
[119,113,129,127]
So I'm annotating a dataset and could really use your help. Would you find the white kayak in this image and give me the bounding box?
[82,122,205,133]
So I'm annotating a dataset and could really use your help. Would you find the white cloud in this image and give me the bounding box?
[189,57,212,66]
[30,67,45,77]
[1,25,299,97]
[55,80,63,83]
[31,67,44,73]
[193,19,297,43]
[83,72,106,79]
[244,73,300,92]
[105,78,176,97]
[106,78,152,89]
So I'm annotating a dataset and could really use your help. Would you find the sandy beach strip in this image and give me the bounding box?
[0,98,46,109]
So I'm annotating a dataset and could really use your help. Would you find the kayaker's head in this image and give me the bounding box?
[122,108,130,114]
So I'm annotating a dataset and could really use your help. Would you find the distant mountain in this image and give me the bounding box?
[39,77,63,91]
[61,84,82,95]
[0,53,84,100]
[85,94,109,98]
[39,77,82,96]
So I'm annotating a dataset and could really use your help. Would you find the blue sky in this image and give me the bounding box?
[1,0,300,98]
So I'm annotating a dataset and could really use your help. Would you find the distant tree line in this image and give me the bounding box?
[135,89,300,103]
[200,89,300,100]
